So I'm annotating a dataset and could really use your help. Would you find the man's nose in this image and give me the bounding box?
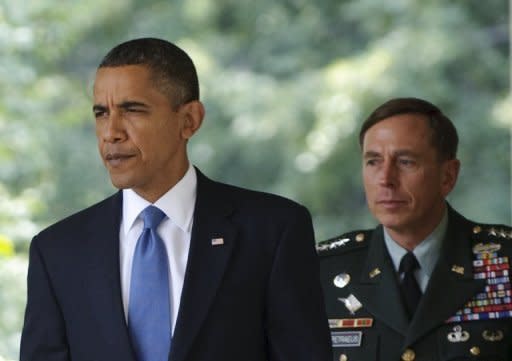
[378,160,398,187]
[101,112,126,143]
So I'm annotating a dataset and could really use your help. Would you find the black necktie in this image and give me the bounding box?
[399,252,422,319]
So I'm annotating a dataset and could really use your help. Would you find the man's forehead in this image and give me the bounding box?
[94,65,152,86]
[363,115,431,142]
[363,146,421,156]
[94,67,155,97]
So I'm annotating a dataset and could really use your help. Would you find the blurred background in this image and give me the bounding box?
[0,0,510,359]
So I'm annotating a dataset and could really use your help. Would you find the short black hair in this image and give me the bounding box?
[98,37,199,108]
[359,97,458,160]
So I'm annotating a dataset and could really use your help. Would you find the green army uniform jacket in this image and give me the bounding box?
[318,206,512,361]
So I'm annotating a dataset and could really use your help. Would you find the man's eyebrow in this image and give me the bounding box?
[363,150,381,159]
[92,101,149,113]
[363,149,419,158]
[119,101,149,109]
[92,104,106,113]
[394,149,418,157]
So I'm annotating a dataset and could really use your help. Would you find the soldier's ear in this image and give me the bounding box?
[441,158,460,197]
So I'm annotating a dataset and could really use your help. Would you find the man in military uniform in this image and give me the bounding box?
[318,97,512,361]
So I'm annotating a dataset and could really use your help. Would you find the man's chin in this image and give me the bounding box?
[375,213,406,230]
[108,176,134,190]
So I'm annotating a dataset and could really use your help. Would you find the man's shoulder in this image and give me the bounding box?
[465,220,512,249]
[451,206,510,234]
[36,192,120,238]
[446,210,512,266]
[198,170,307,212]
[316,228,374,257]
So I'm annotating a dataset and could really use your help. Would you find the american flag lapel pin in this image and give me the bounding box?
[211,238,224,246]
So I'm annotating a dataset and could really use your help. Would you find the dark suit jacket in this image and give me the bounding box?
[20,169,332,361]
[318,206,512,361]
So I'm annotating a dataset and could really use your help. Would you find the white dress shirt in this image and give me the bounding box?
[119,165,197,333]
[384,209,447,292]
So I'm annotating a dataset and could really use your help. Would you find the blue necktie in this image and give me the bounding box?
[128,206,171,361]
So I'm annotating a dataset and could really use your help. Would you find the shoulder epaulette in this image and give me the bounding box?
[470,223,512,242]
[316,229,372,255]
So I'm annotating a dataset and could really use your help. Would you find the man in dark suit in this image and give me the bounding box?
[20,38,332,361]
[318,97,512,360]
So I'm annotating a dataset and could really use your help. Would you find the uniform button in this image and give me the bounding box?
[401,348,415,361]
[339,354,348,361]
[470,346,480,356]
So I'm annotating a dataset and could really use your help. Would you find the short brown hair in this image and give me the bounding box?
[359,97,458,160]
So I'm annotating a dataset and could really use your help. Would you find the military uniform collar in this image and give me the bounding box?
[384,209,447,290]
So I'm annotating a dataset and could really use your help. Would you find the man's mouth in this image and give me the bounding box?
[376,199,407,209]
[105,153,135,166]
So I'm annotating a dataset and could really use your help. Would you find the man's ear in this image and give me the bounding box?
[441,158,460,197]
[180,100,205,140]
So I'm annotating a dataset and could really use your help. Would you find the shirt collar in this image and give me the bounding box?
[384,208,448,276]
[122,164,197,235]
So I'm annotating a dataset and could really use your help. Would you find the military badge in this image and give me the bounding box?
[333,273,351,288]
[338,294,363,314]
[330,331,362,347]
[328,318,373,329]
[447,233,512,323]
[473,242,501,255]
[447,325,470,342]
[482,329,504,342]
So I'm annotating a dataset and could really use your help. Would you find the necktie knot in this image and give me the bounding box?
[142,205,166,230]
[399,252,420,274]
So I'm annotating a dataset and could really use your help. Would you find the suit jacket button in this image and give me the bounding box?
[470,346,480,356]
[339,354,348,361]
[401,348,415,361]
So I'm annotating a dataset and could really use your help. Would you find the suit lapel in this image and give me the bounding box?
[81,192,137,359]
[170,171,237,361]
[404,208,486,346]
[351,227,409,336]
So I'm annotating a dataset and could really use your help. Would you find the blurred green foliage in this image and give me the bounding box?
[0,0,509,359]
